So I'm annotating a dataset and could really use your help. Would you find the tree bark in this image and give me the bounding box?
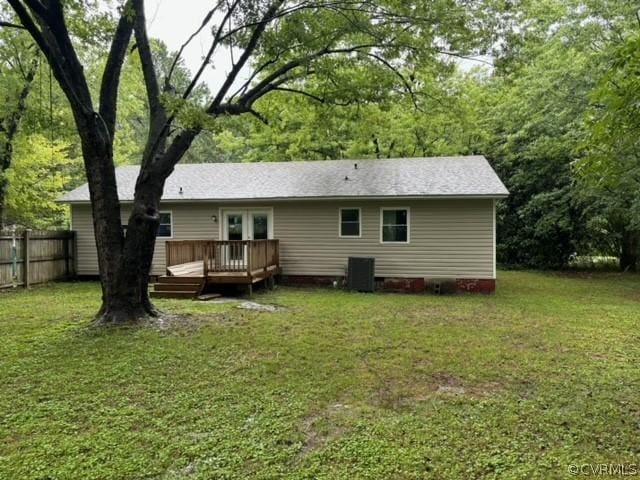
[94,169,168,324]
[619,231,638,272]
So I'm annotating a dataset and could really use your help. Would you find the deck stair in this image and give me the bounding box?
[150,275,204,299]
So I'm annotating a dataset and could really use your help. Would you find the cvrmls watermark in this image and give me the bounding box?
[568,464,639,476]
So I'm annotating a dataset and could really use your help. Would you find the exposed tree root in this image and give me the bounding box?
[91,299,160,327]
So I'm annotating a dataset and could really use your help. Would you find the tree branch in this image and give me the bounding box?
[6,1,53,65]
[132,0,168,166]
[8,0,93,115]
[363,52,421,111]
[0,20,26,29]
[273,86,326,103]
[165,0,225,90]
[0,55,38,172]
[99,0,135,140]
[236,43,383,108]
[207,0,285,113]
[181,0,240,100]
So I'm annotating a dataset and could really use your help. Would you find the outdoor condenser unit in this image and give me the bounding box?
[347,257,375,292]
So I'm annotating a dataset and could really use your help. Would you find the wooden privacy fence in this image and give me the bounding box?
[0,229,76,289]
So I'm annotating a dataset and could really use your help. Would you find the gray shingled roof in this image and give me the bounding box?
[59,156,508,203]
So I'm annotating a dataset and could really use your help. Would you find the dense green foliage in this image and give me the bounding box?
[1,272,639,478]
[1,1,638,269]
[206,0,640,270]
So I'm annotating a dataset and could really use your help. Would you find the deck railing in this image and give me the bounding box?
[165,240,216,269]
[165,239,279,276]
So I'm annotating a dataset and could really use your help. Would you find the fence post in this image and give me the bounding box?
[11,225,17,288]
[70,231,77,278]
[64,231,76,279]
[23,229,31,289]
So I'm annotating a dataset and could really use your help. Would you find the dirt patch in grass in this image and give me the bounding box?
[298,403,356,458]
[374,372,504,409]
[77,311,235,335]
[160,312,241,333]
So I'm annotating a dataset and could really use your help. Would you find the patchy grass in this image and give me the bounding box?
[0,271,639,479]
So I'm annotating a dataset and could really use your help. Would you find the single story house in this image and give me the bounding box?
[60,156,508,295]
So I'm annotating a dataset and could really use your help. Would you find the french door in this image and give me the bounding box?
[221,209,273,241]
[221,209,273,264]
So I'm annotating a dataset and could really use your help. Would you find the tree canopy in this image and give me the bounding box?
[1,0,638,288]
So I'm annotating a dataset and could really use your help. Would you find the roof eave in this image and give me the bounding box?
[60,193,509,204]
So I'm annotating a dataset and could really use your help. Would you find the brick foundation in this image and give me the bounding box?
[279,275,496,294]
[378,277,426,293]
[455,278,496,294]
[279,275,341,287]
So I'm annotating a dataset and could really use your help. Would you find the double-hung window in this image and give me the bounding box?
[381,208,409,243]
[339,208,361,237]
[157,212,173,238]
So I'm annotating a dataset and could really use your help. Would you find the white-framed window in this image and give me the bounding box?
[158,211,173,238]
[339,208,361,238]
[380,208,410,243]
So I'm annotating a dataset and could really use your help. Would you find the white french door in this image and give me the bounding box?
[220,209,274,266]
[221,209,274,241]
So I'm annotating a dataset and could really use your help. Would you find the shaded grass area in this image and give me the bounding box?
[0,271,639,479]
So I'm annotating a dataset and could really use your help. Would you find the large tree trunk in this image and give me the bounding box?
[93,169,169,324]
[75,113,163,325]
[91,200,162,324]
[94,221,159,324]
[620,231,638,272]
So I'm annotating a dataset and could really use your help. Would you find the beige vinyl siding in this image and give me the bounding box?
[274,199,494,279]
[72,203,221,276]
[72,198,495,279]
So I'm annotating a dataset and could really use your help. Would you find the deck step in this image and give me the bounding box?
[150,290,197,299]
[157,275,203,284]
[154,283,201,292]
[152,276,203,299]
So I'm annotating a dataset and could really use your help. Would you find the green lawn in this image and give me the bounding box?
[0,271,639,479]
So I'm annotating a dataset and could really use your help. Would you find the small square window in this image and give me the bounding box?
[158,212,172,237]
[381,208,409,243]
[340,208,360,237]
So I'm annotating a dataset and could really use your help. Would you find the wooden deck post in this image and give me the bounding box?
[23,229,31,289]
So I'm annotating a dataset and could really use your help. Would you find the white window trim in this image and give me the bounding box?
[219,207,274,240]
[338,207,362,238]
[380,207,410,244]
[157,210,173,239]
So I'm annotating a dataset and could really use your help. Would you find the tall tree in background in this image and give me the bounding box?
[4,0,501,324]
[477,0,639,269]
[577,20,640,271]
[480,38,594,268]
[0,15,38,228]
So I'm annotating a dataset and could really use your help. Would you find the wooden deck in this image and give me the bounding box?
[152,239,280,298]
